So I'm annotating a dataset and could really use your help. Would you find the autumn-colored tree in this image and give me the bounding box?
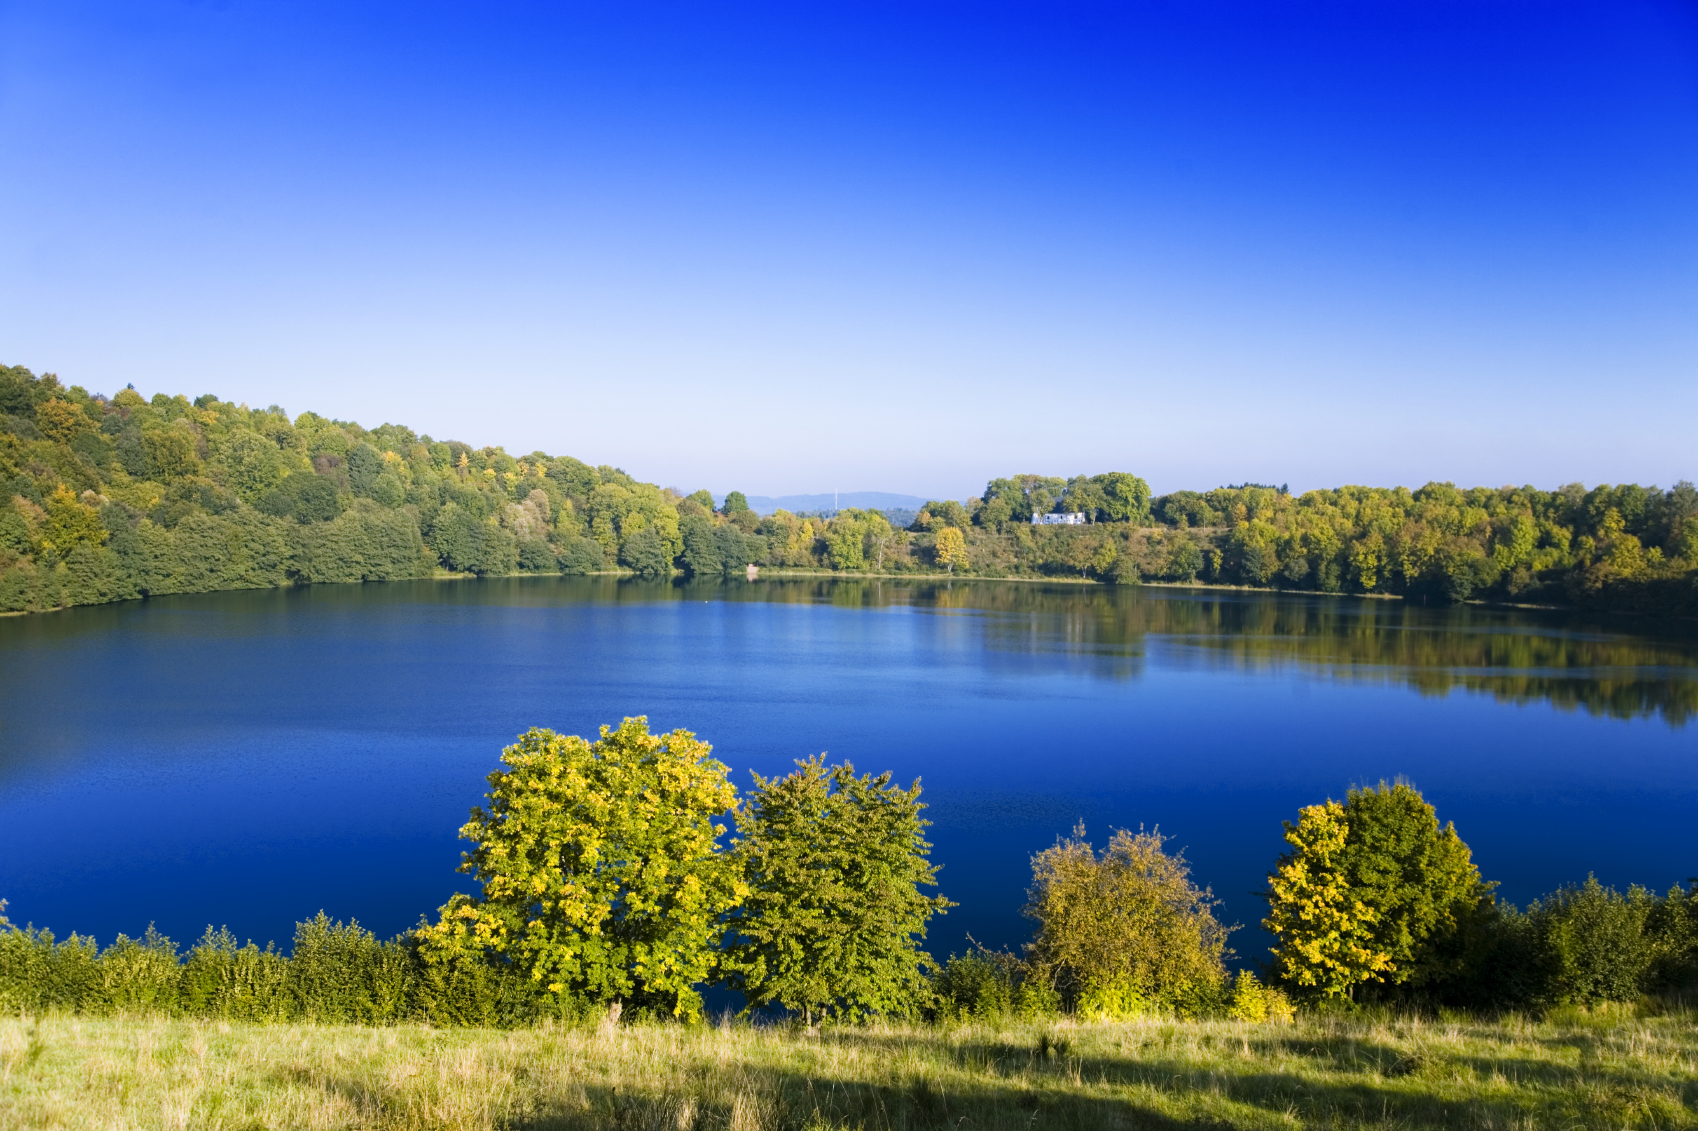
[35,399,92,444]
[421,718,745,1020]
[1025,825,1231,1016]
[1265,783,1490,1000]
[934,526,968,573]
[1263,800,1390,999]
[725,757,951,1023]
[42,485,107,554]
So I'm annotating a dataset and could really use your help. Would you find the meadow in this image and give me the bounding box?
[2,1007,1694,1131]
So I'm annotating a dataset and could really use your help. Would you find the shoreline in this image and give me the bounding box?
[0,568,1583,618]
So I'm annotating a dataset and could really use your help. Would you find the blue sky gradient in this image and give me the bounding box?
[3,1,1695,499]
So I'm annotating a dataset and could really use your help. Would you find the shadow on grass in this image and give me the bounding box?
[283,1026,1698,1131]
[802,1029,1693,1131]
[506,1075,1214,1131]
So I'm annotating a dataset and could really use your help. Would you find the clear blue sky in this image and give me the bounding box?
[3,1,1694,500]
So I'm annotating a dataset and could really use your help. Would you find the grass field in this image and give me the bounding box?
[1,1008,1694,1130]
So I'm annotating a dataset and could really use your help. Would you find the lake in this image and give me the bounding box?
[0,577,1693,971]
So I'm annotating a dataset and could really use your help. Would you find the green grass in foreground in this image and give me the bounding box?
[2,1010,1695,1130]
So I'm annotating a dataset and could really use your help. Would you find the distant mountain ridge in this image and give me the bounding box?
[722,491,933,516]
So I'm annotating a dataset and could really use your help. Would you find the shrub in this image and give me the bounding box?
[97,928,181,1014]
[288,913,412,1024]
[1226,971,1295,1023]
[1076,980,1152,1021]
[178,928,290,1021]
[1645,880,1698,993]
[1525,876,1653,1006]
[1024,825,1232,1014]
[933,948,1058,1022]
[0,913,102,1013]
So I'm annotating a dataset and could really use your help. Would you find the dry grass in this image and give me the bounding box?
[1,1008,1695,1130]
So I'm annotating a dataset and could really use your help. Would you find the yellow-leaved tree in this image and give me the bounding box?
[421,718,746,1021]
[1263,800,1392,999]
[934,526,968,574]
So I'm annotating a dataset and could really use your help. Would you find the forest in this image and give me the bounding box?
[3,363,1694,616]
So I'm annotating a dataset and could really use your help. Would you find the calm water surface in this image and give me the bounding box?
[0,577,1693,966]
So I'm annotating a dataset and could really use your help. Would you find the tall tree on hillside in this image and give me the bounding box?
[934,526,968,574]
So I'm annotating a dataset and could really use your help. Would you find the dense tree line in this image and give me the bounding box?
[3,363,1694,617]
[3,722,1693,1027]
[910,473,1698,616]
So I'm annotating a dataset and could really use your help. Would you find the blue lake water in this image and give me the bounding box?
[0,577,1693,971]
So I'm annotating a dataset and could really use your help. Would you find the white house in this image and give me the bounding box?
[1032,512,1087,525]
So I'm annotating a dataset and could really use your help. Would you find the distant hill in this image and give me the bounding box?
[725,491,934,516]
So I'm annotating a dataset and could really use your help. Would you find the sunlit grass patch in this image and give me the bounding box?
[1,1009,1695,1130]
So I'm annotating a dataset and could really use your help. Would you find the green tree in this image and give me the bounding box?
[1092,472,1153,523]
[1338,781,1492,990]
[421,719,745,1020]
[1167,536,1204,581]
[225,431,287,504]
[619,524,672,577]
[1024,825,1231,1016]
[678,513,723,578]
[721,490,750,516]
[260,472,339,523]
[726,756,952,1024]
[142,429,201,479]
[823,509,870,570]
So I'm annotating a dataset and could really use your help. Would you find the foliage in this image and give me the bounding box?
[1265,783,1490,1001]
[1264,800,1391,999]
[1497,877,1656,1007]
[932,526,968,573]
[931,946,1059,1021]
[421,719,744,1021]
[1,361,1692,613]
[1024,825,1232,1014]
[1646,879,1698,991]
[726,756,952,1023]
[1224,970,1295,1023]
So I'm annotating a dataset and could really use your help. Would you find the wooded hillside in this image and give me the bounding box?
[2,364,1693,616]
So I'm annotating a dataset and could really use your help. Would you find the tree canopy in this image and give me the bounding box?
[421,719,745,1021]
[725,757,951,1024]
[1024,826,1232,1017]
[2,361,1693,617]
[1265,782,1491,1001]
